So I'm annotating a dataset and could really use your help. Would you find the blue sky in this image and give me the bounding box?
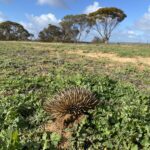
[0,0,150,42]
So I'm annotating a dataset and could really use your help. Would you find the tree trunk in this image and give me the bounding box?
[104,40,109,44]
[104,37,109,44]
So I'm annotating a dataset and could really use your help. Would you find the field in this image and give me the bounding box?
[0,41,150,149]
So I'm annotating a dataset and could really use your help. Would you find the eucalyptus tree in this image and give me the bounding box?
[0,21,32,40]
[88,7,127,43]
[60,15,79,42]
[60,14,89,42]
[39,24,63,42]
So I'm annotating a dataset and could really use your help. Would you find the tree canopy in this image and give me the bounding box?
[0,21,32,41]
[60,15,79,42]
[88,7,127,43]
[0,7,126,43]
[39,24,63,42]
[60,14,89,42]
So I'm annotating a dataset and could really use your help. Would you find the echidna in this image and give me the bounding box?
[44,87,99,119]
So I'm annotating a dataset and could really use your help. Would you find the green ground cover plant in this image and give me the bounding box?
[0,42,150,149]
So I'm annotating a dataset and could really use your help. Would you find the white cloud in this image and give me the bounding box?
[37,0,67,8]
[111,6,150,43]
[20,13,60,38]
[135,6,150,32]
[84,1,101,14]
[83,3,150,42]
[0,11,6,22]
[125,30,141,38]
[111,27,145,43]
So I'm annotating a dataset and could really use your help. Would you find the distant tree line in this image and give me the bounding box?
[0,7,126,43]
[0,21,33,41]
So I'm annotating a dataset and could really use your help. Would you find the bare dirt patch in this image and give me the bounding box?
[44,114,86,149]
[68,50,150,66]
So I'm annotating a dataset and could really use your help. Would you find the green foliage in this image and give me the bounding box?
[0,7,127,43]
[88,7,127,43]
[60,16,80,43]
[0,21,32,41]
[92,36,105,43]
[39,24,63,42]
[1,73,150,149]
[71,80,150,149]
[89,7,127,22]
[0,42,150,149]
[50,132,62,147]
[60,14,89,42]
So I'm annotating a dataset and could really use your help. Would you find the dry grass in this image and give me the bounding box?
[68,50,150,66]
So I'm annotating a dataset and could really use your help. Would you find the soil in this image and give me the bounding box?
[68,50,150,66]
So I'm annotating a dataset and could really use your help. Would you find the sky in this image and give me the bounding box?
[0,0,150,42]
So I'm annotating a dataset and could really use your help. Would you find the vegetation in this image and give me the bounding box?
[39,14,89,43]
[60,15,80,43]
[0,41,150,149]
[0,21,32,41]
[60,14,89,42]
[39,24,63,42]
[0,7,126,43]
[92,36,104,43]
[89,7,127,43]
